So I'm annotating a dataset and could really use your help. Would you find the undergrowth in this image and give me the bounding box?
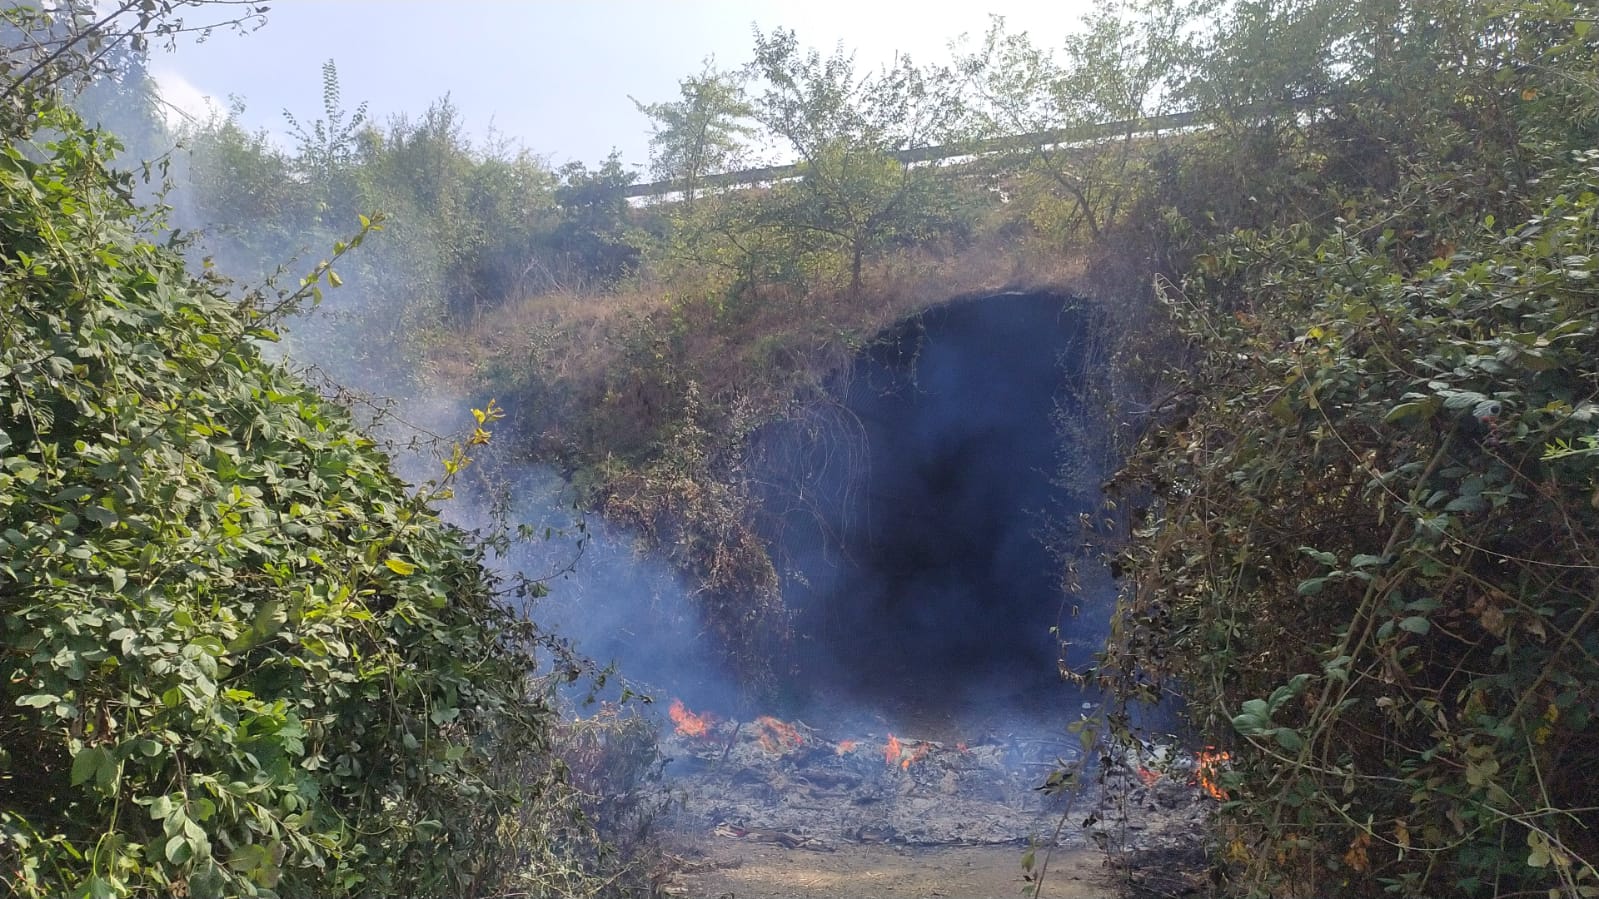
[1103,5,1599,894]
[0,99,651,898]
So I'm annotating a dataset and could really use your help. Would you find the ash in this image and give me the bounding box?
[654,715,1214,855]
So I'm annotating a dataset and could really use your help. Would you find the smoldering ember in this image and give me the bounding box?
[655,697,1221,850]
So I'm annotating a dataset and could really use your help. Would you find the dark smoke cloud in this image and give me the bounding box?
[753,291,1114,728]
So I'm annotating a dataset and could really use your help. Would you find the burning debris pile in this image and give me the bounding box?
[656,702,1217,853]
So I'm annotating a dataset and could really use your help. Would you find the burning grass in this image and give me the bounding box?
[754,715,805,753]
[669,699,717,739]
[1194,749,1230,801]
[654,711,1218,856]
[883,734,933,770]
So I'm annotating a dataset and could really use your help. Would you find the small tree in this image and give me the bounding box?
[633,61,753,206]
[959,1,1195,244]
[747,28,965,295]
[550,151,640,287]
[282,58,368,207]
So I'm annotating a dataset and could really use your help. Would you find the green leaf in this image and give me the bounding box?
[1399,616,1431,635]
[1384,399,1437,423]
[1274,728,1304,752]
[1466,756,1499,787]
[95,754,120,793]
[165,835,193,865]
[1300,547,1338,566]
[71,745,106,786]
[149,794,176,820]
[1233,698,1271,734]
[384,557,417,576]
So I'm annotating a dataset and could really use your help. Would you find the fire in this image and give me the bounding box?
[1136,767,1161,787]
[902,743,930,769]
[668,699,714,739]
[883,734,931,769]
[754,715,804,753]
[836,739,858,755]
[1195,748,1231,800]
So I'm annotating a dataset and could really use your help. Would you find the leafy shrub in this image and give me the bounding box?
[1107,6,1599,894]
[0,103,563,897]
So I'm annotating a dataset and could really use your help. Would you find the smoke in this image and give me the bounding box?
[456,464,745,714]
[190,231,742,717]
[142,61,1116,735]
[751,291,1116,729]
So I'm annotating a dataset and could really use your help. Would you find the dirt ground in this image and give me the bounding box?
[662,836,1118,899]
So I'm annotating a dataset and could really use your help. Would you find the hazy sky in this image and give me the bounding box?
[149,1,1096,172]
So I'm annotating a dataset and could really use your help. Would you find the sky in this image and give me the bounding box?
[148,1,1096,173]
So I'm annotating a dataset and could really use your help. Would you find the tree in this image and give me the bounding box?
[1102,2,1599,894]
[633,61,753,206]
[959,1,1195,244]
[282,58,368,207]
[550,151,640,286]
[0,15,645,895]
[0,98,558,898]
[69,39,169,166]
[0,0,266,134]
[179,101,302,254]
[747,28,964,295]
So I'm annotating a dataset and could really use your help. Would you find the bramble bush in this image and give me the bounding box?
[1106,3,1599,895]
[0,99,613,897]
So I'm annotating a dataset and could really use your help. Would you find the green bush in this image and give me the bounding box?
[0,104,558,897]
[1107,5,1599,894]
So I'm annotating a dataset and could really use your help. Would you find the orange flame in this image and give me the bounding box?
[836,739,858,755]
[1136,767,1161,786]
[901,743,930,769]
[668,699,714,739]
[1196,749,1231,800]
[754,715,804,753]
[884,734,931,769]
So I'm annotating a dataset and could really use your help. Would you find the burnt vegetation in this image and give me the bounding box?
[4,0,1599,896]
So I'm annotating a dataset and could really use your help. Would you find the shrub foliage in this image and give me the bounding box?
[1107,3,1599,895]
[0,104,558,897]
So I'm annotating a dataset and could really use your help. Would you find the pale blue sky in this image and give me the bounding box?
[150,1,1095,172]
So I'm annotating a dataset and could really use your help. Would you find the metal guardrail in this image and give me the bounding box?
[620,107,1206,199]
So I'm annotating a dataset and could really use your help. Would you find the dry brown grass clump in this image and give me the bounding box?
[436,236,1085,445]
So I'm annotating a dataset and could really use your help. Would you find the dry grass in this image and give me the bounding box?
[429,236,1090,452]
